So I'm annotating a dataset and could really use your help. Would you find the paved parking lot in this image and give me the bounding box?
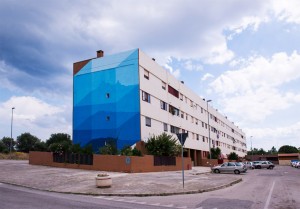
[0,160,241,196]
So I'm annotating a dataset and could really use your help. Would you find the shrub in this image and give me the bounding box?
[145,133,181,157]
[228,152,238,161]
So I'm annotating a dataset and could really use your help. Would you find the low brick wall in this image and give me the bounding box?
[199,159,219,167]
[29,151,192,173]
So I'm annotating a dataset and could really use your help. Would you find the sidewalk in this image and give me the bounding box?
[0,160,242,196]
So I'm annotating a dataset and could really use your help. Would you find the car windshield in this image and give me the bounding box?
[235,162,242,166]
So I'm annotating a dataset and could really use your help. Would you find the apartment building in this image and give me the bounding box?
[73,49,247,164]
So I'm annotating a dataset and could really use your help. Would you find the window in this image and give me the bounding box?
[190,100,193,107]
[181,111,184,118]
[180,93,183,101]
[142,91,151,103]
[169,105,179,116]
[191,116,194,123]
[202,136,205,142]
[202,122,204,127]
[186,114,188,120]
[162,81,166,90]
[160,101,168,111]
[145,117,151,127]
[144,69,149,79]
[106,93,110,98]
[170,125,179,134]
[163,123,168,131]
[106,116,110,121]
[196,134,199,140]
[195,119,198,125]
[168,85,179,98]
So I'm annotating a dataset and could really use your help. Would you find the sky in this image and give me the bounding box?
[1,0,300,151]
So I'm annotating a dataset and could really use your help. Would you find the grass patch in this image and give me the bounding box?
[0,152,29,160]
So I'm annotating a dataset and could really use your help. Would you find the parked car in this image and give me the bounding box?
[254,161,275,169]
[291,160,299,167]
[212,162,247,174]
[290,160,299,167]
[294,161,300,168]
[244,162,255,169]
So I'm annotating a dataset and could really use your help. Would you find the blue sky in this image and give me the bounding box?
[1,0,300,151]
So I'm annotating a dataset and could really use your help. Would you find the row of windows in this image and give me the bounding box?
[142,90,244,143]
[144,116,246,152]
[142,67,245,140]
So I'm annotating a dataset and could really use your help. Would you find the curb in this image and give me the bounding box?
[0,178,242,197]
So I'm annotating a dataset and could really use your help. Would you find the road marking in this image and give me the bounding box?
[115,199,124,202]
[135,202,146,204]
[149,203,161,206]
[162,204,174,207]
[264,181,275,209]
[195,207,203,209]
[176,206,187,209]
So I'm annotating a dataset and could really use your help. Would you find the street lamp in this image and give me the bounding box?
[10,107,15,153]
[206,100,212,160]
[250,136,253,160]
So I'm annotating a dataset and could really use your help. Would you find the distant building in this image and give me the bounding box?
[73,49,247,164]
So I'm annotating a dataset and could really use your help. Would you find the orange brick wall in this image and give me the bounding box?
[29,151,192,173]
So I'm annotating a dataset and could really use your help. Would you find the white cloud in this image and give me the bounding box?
[201,73,214,81]
[272,0,300,24]
[209,51,300,122]
[245,121,300,150]
[0,96,71,140]
[164,63,180,78]
[184,60,203,71]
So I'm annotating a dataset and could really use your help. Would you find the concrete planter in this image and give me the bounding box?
[95,174,112,188]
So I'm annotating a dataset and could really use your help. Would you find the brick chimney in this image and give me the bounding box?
[97,50,104,58]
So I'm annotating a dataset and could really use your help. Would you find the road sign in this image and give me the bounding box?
[176,133,188,145]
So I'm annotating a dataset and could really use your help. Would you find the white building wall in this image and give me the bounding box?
[138,49,246,157]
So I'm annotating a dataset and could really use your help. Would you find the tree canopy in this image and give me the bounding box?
[278,145,298,153]
[209,147,221,159]
[228,152,238,161]
[16,133,42,153]
[145,133,181,157]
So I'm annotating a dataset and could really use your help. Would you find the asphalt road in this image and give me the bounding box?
[0,166,299,209]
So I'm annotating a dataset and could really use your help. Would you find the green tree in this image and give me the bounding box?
[33,141,48,152]
[49,140,71,153]
[0,140,7,153]
[46,133,72,148]
[209,147,221,159]
[1,137,16,152]
[267,146,278,154]
[228,152,238,161]
[145,133,181,157]
[120,145,142,156]
[278,145,298,153]
[16,133,41,153]
[99,138,118,155]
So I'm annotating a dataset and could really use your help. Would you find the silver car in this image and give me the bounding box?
[244,161,254,169]
[212,162,247,174]
[254,161,275,169]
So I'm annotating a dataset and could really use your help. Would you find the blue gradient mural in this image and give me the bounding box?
[73,49,140,151]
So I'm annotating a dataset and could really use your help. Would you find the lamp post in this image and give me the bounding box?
[206,100,212,160]
[10,107,15,153]
[251,136,253,160]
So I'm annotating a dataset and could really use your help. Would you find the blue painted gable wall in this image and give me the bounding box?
[73,49,140,151]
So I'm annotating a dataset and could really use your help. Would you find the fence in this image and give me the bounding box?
[53,153,93,165]
[154,156,176,166]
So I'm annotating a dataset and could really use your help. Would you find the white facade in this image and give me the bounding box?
[138,50,247,158]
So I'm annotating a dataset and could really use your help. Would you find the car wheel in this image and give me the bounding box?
[269,166,273,170]
[234,170,240,174]
[256,165,261,169]
[214,169,220,173]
